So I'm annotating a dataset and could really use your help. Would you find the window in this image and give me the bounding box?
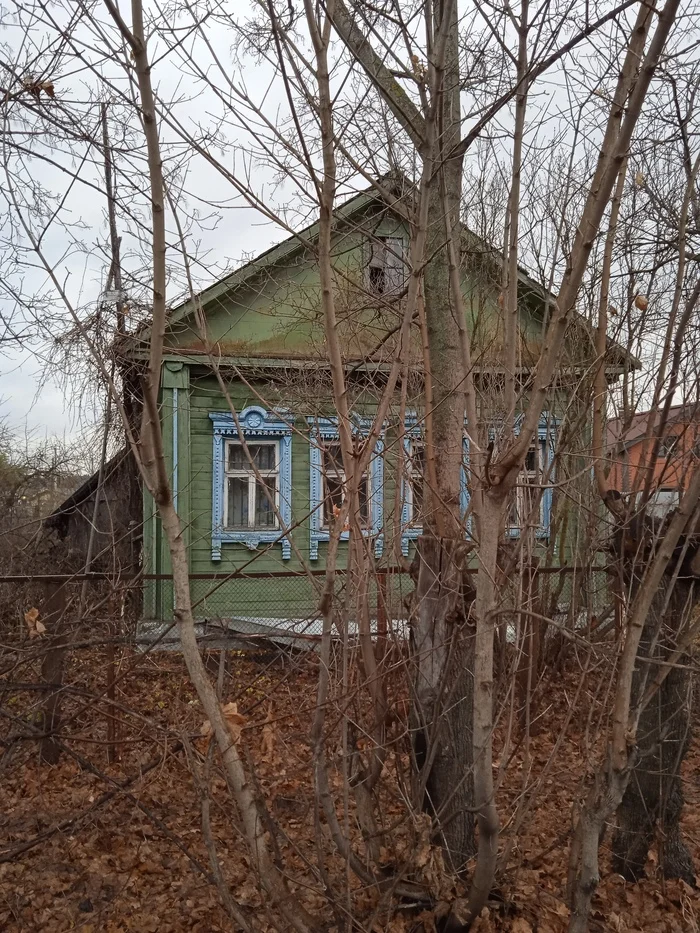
[406,439,425,526]
[658,434,678,458]
[225,440,278,530]
[367,236,406,295]
[400,421,469,554]
[509,443,548,532]
[309,418,384,560]
[399,421,428,555]
[209,407,293,560]
[320,442,370,529]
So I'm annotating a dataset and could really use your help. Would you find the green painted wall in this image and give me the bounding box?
[140,200,595,621]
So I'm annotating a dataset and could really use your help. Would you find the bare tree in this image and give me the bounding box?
[2,0,700,930]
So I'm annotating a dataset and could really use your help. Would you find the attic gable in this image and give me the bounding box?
[124,178,632,374]
[163,189,412,362]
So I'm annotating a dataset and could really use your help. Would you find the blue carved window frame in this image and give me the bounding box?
[308,417,384,560]
[505,413,557,539]
[399,413,470,556]
[209,406,293,561]
[398,412,556,552]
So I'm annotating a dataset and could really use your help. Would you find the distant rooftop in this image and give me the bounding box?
[606,403,700,451]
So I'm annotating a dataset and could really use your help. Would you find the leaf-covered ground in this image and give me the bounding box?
[1,647,698,932]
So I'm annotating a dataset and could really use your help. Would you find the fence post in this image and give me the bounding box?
[40,581,68,764]
[376,570,388,661]
[516,562,542,735]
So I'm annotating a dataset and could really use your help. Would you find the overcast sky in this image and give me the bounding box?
[0,205,282,440]
[0,1,294,442]
[0,0,690,442]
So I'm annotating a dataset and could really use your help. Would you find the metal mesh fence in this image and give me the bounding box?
[0,565,614,649]
[142,570,418,646]
[140,565,613,648]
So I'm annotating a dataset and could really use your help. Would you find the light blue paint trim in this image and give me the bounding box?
[172,387,179,514]
[308,416,384,560]
[399,411,557,550]
[461,436,472,535]
[399,413,472,556]
[209,406,293,561]
[400,413,422,557]
[505,411,558,539]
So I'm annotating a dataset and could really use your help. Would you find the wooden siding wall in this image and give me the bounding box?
[144,363,590,621]
[145,365,403,620]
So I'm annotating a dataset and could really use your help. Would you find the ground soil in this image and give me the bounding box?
[1,646,698,932]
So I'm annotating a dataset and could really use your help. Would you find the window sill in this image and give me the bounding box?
[506,527,549,539]
[212,528,291,561]
[310,527,382,560]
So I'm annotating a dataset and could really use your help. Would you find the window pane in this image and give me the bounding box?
[508,495,519,528]
[659,435,678,458]
[324,474,345,525]
[409,444,425,525]
[321,442,370,529]
[323,443,343,475]
[228,442,276,471]
[511,482,541,528]
[358,475,369,526]
[254,476,277,528]
[254,444,277,470]
[384,237,407,291]
[647,487,679,518]
[228,443,248,471]
[369,265,386,294]
[524,446,538,473]
[370,239,386,267]
[227,477,248,527]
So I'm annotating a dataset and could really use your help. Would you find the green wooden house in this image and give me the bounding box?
[128,181,627,631]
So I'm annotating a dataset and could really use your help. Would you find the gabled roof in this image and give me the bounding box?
[125,176,636,372]
[164,175,413,331]
[606,403,700,452]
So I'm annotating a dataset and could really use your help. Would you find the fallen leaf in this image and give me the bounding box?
[261,722,274,760]
[24,607,45,638]
[222,702,246,744]
[471,907,495,932]
[201,702,246,747]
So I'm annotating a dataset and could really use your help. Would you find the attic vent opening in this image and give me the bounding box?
[367,236,406,295]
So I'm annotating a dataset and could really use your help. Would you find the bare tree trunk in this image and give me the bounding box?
[422,0,465,543]
[411,536,476,871]
[465,494,503,914]
[516,563,542,733]
[410,0,479,872]
[612,580,695,884]
[502,0,530,434]
[99,6,319,929]
[569,478,700,931]
[568,752,633,933]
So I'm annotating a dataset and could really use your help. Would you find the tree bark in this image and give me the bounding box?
[612,579,695,884]
[411,535,476,871]
[422,0,465,542]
